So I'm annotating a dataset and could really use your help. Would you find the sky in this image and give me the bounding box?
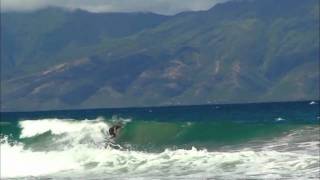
[1,0,230,15]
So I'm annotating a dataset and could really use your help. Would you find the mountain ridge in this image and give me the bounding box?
[1,0,319,111]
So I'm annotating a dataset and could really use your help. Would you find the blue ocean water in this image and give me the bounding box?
[0,101,319,179]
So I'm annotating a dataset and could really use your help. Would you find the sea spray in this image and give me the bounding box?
[1,134,319,179]
[1,101,319,179]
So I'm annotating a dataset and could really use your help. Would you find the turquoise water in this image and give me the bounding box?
[1,101,319,179]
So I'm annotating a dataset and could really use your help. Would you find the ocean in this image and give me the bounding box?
[0,101,319,179]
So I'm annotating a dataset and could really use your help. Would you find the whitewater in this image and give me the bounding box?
[1,117,319,179]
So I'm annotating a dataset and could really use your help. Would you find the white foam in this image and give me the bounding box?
[275,117,285,121]
[1,119,319,179]
[17,118,113,150]
[261,126,320,156]
[1,139,319,179]
[1,137,81,178]
[309,101,317,105]
[19,117,108,138]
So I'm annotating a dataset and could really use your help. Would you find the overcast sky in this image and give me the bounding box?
[1,0,230,15]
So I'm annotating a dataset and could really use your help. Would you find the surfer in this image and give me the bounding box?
[104,124,123,149]
[108,124,122,138]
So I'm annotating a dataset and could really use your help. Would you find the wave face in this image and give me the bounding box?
[0,101,319,179]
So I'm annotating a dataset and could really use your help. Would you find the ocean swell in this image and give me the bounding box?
[0,118,319,179]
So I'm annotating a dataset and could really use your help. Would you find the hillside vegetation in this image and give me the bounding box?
[1,0,319,111]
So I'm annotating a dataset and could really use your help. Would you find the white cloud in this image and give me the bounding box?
[1,0,229,15]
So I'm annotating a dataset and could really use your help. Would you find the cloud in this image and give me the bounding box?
[1,0,229,15]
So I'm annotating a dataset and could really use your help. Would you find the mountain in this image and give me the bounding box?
[1,0,319,111]
[1,7,169,79]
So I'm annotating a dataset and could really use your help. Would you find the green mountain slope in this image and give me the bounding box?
[1,0,319,111]
[1,7,169,79]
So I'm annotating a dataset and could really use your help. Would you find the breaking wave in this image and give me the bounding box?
[0,118,319,179]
